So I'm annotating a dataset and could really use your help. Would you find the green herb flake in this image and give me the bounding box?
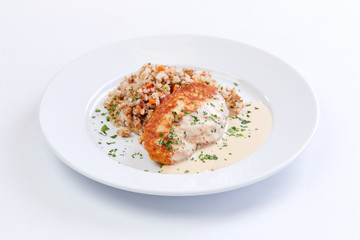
[131,94,139,102]
[158,138,165,146]
[234,82,238,86]
[199,153,218,161]
[209,116,218,123]
[159,132,164,137]
[95,108,100,112]
[210,103,215,107]
[101,124,110,135]
[184,170,190,174]
[106,116,110,121]
[110,135,117,139]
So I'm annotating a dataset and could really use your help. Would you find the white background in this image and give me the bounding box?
[1,0,359,239]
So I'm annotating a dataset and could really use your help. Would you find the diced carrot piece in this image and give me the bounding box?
[137,108,142,114]
[156,66,166,72]
[145,83,153,89]
[149,98,156,104]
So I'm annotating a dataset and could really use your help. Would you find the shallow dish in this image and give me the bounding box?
[40,35,318,196]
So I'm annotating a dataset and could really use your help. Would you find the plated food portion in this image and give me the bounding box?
[143,82,229,165]
[103,64,241,136]
[99,64,272,174]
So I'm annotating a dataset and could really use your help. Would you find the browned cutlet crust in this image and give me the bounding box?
[143,83,218,165]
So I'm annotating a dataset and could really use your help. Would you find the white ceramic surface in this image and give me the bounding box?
[39,35,318,196]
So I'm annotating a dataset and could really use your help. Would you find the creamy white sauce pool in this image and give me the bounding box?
[162,102,272,174]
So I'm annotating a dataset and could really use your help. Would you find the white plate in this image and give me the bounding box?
[40,35,318,196]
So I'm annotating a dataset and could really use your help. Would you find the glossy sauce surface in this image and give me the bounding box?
[162,102,272,174]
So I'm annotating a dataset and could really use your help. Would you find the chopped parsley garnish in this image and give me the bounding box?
[210,103,215,107]
[106,142,115,145]
[101,124,110,135]
[110,135,117,139]
[245,104,251,107]
[166,143,171,152]
[225,126,243,137]
[241,119,251,124]
[234,82,238,86]
[184,170,190,173]
[209,116,218,124]
[255,107,259,110]
[108,149,118,157]
[190,114,199,123]
[198,153,218,162]
[131,152,144,159]
[95,108,100,112]
[131,94,138,102]
[185,111,191,115]
[106,116,110,121]
[158,138,165,146]
[159,132,164,137]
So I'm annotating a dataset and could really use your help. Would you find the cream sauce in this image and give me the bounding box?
[170,93,228,163]
[162,102,272,174]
